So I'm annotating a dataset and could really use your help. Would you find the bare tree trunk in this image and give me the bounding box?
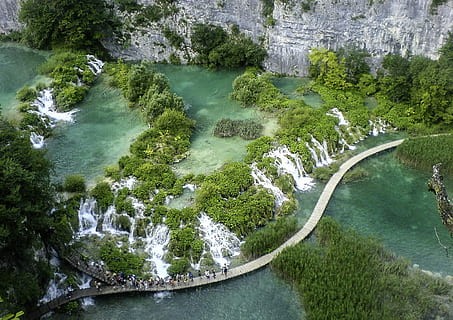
[427,163,453,234]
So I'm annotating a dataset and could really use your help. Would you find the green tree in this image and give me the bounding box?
[19,0,118,51]
[309,48,352,90]
[0,118,55,311]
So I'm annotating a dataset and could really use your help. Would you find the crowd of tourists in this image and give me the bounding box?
[68,254,230,293]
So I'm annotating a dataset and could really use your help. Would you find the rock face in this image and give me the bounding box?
[0,0,21,34]
[2,0,453,75]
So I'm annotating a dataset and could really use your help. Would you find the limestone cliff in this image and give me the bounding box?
[0,0,21,34]
[2,0,453,75]
[108,0,453,75]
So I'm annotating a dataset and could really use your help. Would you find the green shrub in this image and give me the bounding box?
[99,241,145,275]
[167,257,190,276]
[16,86,37,102]
[63,174,86,193]
[115,215,131,232]
[90,181,114,213]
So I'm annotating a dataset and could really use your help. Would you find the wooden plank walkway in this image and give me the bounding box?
[27,139,403,320]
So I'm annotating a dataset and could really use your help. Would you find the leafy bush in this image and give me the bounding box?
[244,136,275,163]
[99,241,144,275]
[115,215,131,232]
[63,174,86,193]
[167,257,190,276]
[20,0,118,51]
[90,181,114,213]
[16,86,37,102]
[191,23,266,68]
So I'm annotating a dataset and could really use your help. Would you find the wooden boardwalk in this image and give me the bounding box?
[27,139,404,320]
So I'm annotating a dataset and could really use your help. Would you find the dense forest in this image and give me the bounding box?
[1,0,453,318]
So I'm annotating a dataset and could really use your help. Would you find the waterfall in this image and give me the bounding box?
[197,213,241,268]
[31,89,77,123]
[267,146,315,191]
[30,131,44,149]
[86,55,104,75]
[250,162,288,207]
[310,136,333,166]
[129,197,146,244]
[144,224,171,278]
[78,274,95,307]
[183,183,197,192]
[369,118,388,136]
[111,176,137,193]
[39,272,67,305]
[326,107,349,126]
[78,198,99,236]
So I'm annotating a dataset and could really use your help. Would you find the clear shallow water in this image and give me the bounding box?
[45,76,146,184]
[271,76,323,108]
[71,268,303,320]
[0,43,48,120]
[156,64,278,176]
[327,151,453,275]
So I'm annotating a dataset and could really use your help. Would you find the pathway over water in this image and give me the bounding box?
[27,139,404,320]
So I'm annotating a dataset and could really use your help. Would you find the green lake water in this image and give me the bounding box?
[44,76,146,185]
[2,45,453,319]
[0,43,48,120]
[156,64,278,176]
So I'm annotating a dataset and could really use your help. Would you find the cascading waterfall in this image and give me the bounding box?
[78,274,94,307]
[101,205,128,236]
[39,272,67,305]
[310,136,333,166]
[250,162,288,207]
[27,55,104,148]
[326,107,349,126]
[129,197,146,244]
[31,89,77,124]
[78,198,99,236]
[86,54,104,75]
[197,213,241,268]
[267,146,315,191]
[144,224,171,278]
[369,118,389,136]
[30,131,45,149]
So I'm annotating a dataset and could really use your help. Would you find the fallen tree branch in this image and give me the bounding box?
[427,163,453,234]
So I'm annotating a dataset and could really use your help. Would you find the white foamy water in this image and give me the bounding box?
[86,54,104,75]
[77,194,172,278]
[144,224,171,278]
[30,131,45,149]
[267,146,315,191]
[251,163,288,207]
[31,89,78,124]
[39,272,67,305]
[310,136,333,166]
[327,107,349,126]
[78,198,99,236]
[369,118,388,136]
[197,213,241,267]
[78,274,95,307]
[111,176,137,193]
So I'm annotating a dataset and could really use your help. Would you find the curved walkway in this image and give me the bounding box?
[27,139,404,320]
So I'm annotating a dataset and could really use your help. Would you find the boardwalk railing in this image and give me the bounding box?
[27,139,404,320]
